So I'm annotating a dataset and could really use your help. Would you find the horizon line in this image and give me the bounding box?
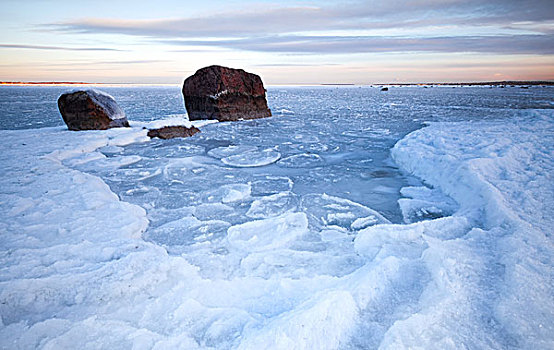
[1,80,554,87]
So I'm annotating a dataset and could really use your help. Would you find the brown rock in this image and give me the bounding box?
[58,90,129,131]
[183,65,271,121]
[147,125,200,139]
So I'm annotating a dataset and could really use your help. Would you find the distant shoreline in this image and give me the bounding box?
[319,81,554,86]
[1,80,553,86]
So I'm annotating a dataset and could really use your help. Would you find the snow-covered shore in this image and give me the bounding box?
[1,111,553,349]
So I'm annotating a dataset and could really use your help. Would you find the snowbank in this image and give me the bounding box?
[390,110,554,349]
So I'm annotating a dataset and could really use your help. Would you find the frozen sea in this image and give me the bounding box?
[0,85,553,349]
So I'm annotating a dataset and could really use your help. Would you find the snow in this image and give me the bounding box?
[209,90,229,100]
[227,212,309,252]
[1,101,553,349]
[398,186,457,223]
[390,110,554,349]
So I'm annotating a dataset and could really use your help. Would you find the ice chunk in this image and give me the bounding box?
[221,184,251,203]
[251,176,294,196]
[354,216,471,260]
[246,192,299,219]
[141,142,205,158]
[63,151,106,167]
[351,216,380,230]
[275,108,295,115]
[301,193,390,230]
[69,154,142,173]
[398,186,458,223]
[227,212,308,252]
[226,184,252,203]
[277,153,324,168]
[98,145,123,155]
[207,145,258,159]
[193,203,235,221]
[221,148,281,168]
[146,215,230,246]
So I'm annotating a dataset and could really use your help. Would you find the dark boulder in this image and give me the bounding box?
[380,87,389,91]
[147,125,200,139]
[58,90,129,131]
[182,65,271,121]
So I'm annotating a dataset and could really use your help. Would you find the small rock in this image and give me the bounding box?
[380,87,389,91]
[58,89,129,131]
[147,125,200,139]
[183,65,272,121]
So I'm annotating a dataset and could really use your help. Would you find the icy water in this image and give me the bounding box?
[1,85,551,239]
[0,86,551,224]
[1,85,553,349]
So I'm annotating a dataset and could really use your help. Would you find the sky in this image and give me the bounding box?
[1,0,553,84]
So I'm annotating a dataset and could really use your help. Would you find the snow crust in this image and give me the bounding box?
[390,110,554,349]
[1,108,553,349]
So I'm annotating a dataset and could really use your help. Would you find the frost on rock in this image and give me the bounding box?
[58,89,129,130]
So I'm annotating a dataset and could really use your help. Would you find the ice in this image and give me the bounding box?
[193,203,235,221]
[277,153,324,168]
[350,216,380,230]
[220,148,281,167]
[203,183,252,204]
[146,216,231,246]
[141,142,205,158]
[301,193,391,230]
[246,191,299,219]
[398,186,458,223]
[390,111,554,349]
[250,176,294,196]
[98,145,124,155]
[74,89,126,120]
[2,87,553,349]
[238,291,357,350]
[227,212,308,252]
[207,145,258,159]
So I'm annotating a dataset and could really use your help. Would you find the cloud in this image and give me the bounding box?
[40,0,554,56]
[161,34,554,55]
[49,0,554,38]
[0,44,123,51]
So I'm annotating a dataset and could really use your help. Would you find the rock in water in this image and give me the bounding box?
[58,90,130,131]
[147,125,200,139]
[183,65,272,121]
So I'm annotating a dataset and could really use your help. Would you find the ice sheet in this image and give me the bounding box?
[1,105,553,349]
